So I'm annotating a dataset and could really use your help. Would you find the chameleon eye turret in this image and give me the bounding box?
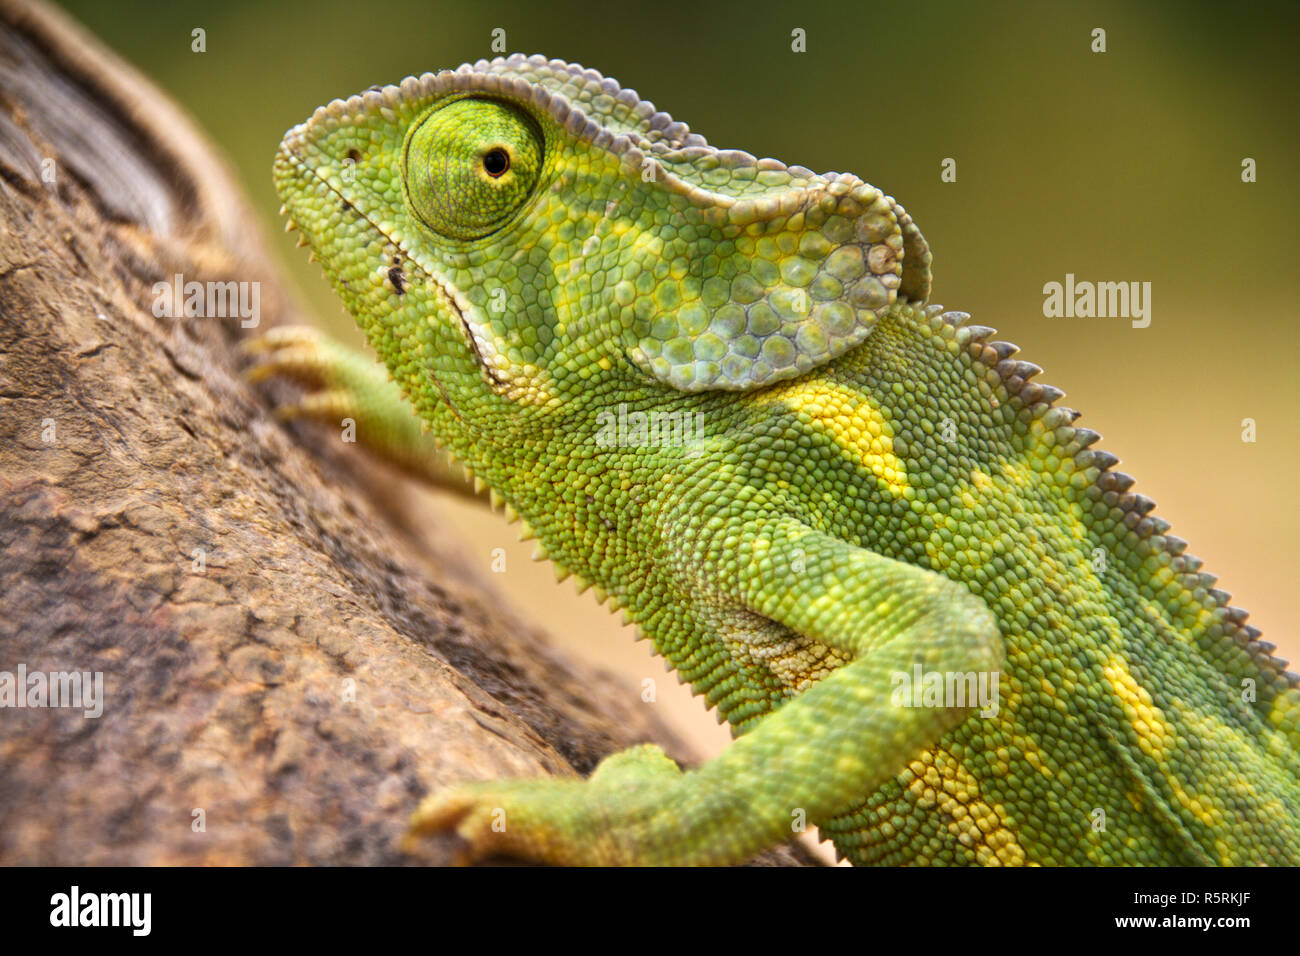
[404,98,545,241]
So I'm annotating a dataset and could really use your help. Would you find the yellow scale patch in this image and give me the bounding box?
[1104,655,1175,762]
[759,380,909,497]
[1103,655,1223,832]
[1000,459,1032,488]
[905,748,1027,865]
[1269,687,1300,746]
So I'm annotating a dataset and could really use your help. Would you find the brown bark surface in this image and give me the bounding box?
[0,0,813,866]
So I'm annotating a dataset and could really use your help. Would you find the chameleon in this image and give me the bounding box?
[254,53,1300,865]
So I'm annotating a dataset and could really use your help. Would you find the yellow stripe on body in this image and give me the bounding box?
[759,379,909,497]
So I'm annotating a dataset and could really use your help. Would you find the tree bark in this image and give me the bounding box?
[0,0,814,865]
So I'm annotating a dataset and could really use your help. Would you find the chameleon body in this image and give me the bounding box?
[262,55,1300,865]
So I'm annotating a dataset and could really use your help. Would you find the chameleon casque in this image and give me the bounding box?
[258,54,1300,865]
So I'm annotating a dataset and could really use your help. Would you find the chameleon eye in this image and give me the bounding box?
[404,98,543,241]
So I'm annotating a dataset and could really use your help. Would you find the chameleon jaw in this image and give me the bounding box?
[275,129,525,406]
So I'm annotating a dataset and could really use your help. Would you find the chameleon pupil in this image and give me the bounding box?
[483,147,509,177]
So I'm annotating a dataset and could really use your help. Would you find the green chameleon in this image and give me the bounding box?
[254,54,1300,865]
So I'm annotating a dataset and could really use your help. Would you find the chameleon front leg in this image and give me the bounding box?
[409,516,1004,865]
[243,326,476,496]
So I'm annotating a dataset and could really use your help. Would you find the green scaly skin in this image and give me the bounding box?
[258,54,1300,865]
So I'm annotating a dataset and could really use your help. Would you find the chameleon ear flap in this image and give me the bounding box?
[622,163,931,392]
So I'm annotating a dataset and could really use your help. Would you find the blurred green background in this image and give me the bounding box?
[57,0,1298,767]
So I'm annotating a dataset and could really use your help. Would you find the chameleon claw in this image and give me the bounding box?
[404,788,511,865]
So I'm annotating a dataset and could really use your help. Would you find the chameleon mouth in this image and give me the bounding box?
[275,125,462,310]
[274,126,407,269]
[276,123,502,366]
[274,129,500,418]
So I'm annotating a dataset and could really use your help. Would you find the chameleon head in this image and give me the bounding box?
[274,54,931,422]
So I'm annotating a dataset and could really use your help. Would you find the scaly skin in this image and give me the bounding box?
[260,54,1300,865]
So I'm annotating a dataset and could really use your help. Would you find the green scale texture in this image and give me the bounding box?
[267,54,1300,865]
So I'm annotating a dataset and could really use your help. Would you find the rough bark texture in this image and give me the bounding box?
[0,0,814,866]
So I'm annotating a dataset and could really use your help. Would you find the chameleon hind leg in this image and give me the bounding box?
[408,515,1004,865]
[243,326,475,496]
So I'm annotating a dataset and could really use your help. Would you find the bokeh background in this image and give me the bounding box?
[58,0,1299,780]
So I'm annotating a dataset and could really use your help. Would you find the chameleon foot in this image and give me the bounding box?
[405,744,688,866]
[243,326,472,493]
[243,325,372,421]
